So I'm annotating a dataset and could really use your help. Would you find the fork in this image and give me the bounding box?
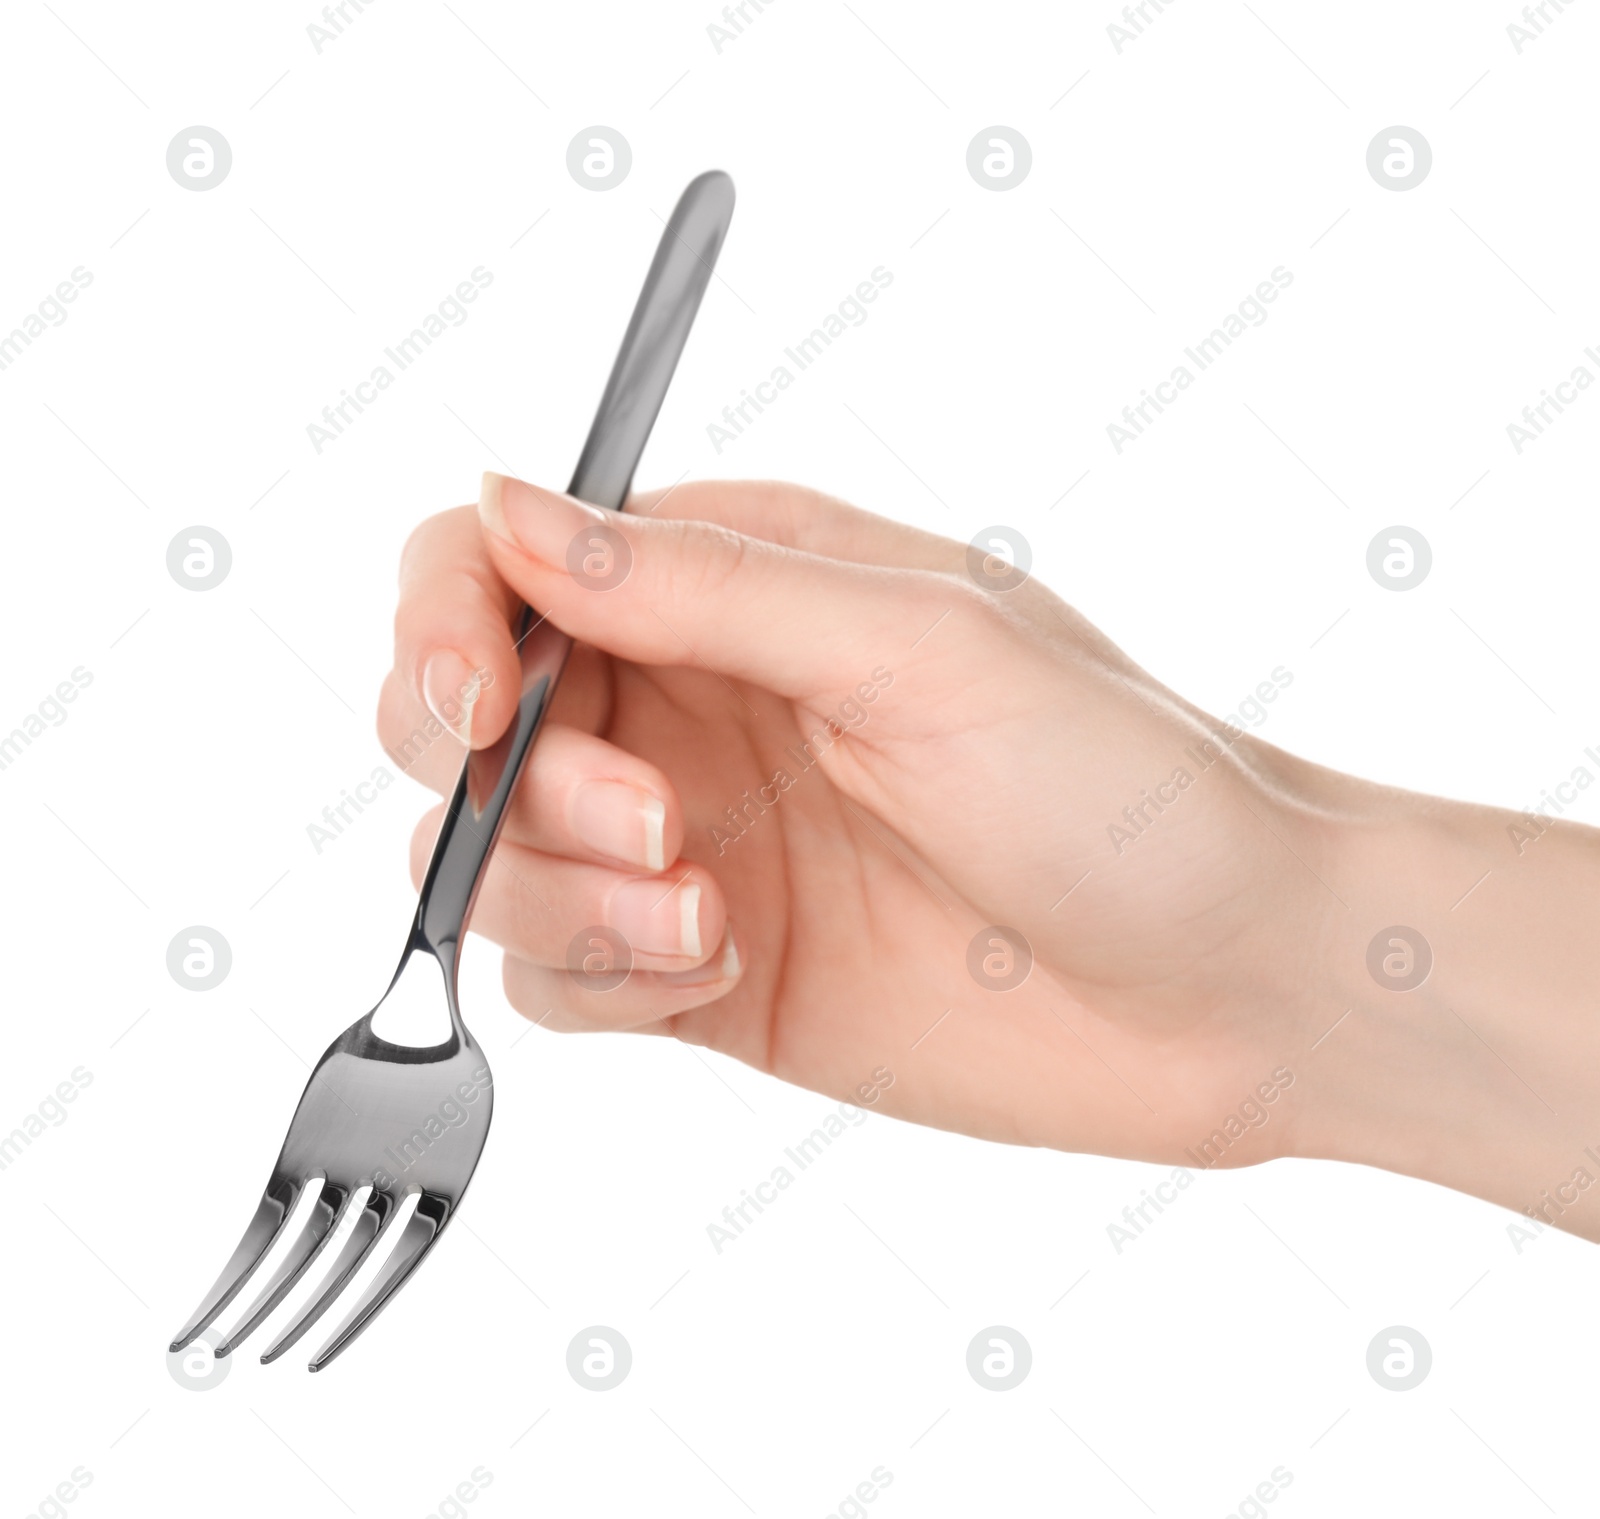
[169,169,736,1372]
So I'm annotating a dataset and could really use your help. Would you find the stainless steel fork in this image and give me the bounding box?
[169,170,736,1372]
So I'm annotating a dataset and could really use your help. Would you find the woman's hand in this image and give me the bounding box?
[379,473,1600,1241]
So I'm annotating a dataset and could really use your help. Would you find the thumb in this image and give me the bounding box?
[476,472,961,700]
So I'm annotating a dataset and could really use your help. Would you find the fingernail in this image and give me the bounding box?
[570,781,668,871]
[478,471,598,563]
[422,649,481,745]
[610,877,703,959]
[477,471,512,544]
[663,924,741,987]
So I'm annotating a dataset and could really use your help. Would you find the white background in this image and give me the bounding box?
[1,1,1597,1514]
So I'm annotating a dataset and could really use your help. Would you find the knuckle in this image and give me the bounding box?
[663,519,751,604]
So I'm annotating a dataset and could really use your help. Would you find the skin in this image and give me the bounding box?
[378,474,1600,1244]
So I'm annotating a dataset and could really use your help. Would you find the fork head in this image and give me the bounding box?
[168,947,493,1371]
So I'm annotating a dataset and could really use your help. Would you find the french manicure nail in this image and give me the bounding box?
[571,781,668,871]
[662,925,741,986]
[610,877,702,959]
[478,470,598,562]
[422,649,480,745]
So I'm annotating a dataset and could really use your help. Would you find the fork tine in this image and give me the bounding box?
[169,1181,296,1352]
[258,1190,393,1365]
[212,1182,350,1358]
[307,1194,449,1372]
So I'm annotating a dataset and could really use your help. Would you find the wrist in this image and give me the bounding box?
[1289,773,1600,1238]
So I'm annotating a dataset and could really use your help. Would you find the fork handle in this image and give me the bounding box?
[406,170,736,990]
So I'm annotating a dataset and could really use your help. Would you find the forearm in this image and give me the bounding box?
[1291,772,1600,1238]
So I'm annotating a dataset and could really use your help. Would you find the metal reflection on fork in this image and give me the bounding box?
[169,170,736,1372]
